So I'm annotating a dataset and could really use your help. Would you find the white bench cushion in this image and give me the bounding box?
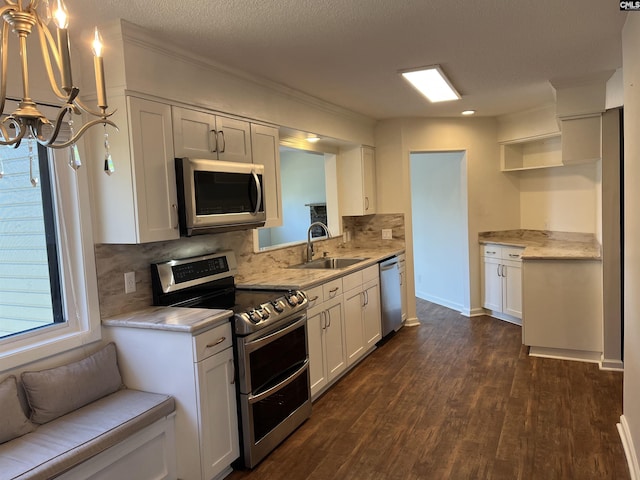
[0,389,175,480]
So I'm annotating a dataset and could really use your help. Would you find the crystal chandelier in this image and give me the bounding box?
[0,0,116,158]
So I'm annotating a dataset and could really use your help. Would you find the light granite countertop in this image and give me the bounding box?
[102,306,233,334]
[237,245,405,290]
[478,230,601,260]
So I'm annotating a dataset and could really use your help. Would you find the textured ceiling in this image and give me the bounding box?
[64,0,627,120]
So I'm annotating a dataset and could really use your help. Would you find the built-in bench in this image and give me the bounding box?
[0,343,177,480]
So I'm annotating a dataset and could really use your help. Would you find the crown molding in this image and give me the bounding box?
[117,20,375,127]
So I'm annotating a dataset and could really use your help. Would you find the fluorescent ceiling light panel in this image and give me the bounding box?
[401,66,461,103]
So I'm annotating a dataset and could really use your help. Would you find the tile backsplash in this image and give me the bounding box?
[95,213,404,319]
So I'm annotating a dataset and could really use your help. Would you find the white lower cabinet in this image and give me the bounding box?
[307,265,383,401]
[307,279,347,400]
[104,321,239,480]
[481,245,523,322]
[343,265,381,366]
[196,347,239,480]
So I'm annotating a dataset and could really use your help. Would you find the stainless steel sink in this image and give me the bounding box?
[289,257,368,270]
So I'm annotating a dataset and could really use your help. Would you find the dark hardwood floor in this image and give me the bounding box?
[227,300,628,480]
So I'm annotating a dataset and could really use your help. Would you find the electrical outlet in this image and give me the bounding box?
[382,229,393,240]
[124,271,136,294]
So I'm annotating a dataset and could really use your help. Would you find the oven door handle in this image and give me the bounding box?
[248,359,309,405]
[244,314,307,354]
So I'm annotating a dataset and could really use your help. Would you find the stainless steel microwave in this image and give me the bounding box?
[175,157,266,236]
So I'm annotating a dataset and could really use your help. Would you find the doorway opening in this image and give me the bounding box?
[410,151,470,314]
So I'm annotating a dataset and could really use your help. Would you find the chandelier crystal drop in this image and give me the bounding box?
[0,0,117,158]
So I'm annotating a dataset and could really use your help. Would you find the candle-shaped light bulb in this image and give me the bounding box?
[92,27,107,110]
[54,0,72,92]
[92,27,103,57]
[52,0,68,29]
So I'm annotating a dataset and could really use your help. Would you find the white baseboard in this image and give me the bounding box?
[528,346,601,364]
[415,292,464,314]
[467,307,485,317]
[600,358,624,371]
[618,415,640,480]
[484,309,522,326]
[404,316,420,327]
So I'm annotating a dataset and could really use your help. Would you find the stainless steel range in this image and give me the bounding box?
[151,251,311,469]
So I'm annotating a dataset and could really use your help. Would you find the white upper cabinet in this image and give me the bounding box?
[88,95,179,244]
[172,106,252,163]
[338,145,376,216]
[251,124,282,228]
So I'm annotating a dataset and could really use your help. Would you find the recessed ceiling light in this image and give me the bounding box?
[461,110,476,116]
[306,135,320,143]
[400,65,461,103]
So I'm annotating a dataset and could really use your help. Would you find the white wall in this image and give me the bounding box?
[518,162,601,233]
[410,152,467,311]
[376,118,520,320]
[621,14,640,477]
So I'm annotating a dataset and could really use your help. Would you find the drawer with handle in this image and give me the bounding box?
[193,321,233,362]
[322,278,343,301]
[482,244,502,258]
[502,247,524,261]
[305,285,323,309]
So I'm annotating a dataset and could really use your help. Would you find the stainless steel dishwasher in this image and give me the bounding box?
[379,256,403,337]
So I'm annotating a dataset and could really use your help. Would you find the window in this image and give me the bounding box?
[0,142,64,338]
[0,113,101,371]
[258,148,328,249]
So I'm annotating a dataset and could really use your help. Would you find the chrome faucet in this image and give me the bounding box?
[307,222,331,262]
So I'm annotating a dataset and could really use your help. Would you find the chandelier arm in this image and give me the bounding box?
[0,21,9,119]
[38,117,117,149]
[72,97,116,119]
[35,16,69,101]
[0,119,26,146]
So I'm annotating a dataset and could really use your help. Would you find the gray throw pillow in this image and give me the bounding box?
[0,375,35,444]
[21,342,124,424]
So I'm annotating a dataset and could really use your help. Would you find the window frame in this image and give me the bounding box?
[0,132,101,372]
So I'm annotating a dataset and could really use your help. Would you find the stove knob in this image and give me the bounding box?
[286,293,299,306]
[258,308,270,320]
[248,310,261,324]
[272,300,285,313]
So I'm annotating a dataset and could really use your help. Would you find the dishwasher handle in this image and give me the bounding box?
[380,257,399,271]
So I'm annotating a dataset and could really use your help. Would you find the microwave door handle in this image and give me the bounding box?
[251,169,262,216]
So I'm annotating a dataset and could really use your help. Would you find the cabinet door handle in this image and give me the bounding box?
[321,311,326,330]
[326,309,332,328]
[206,337,226,348]
[229,358,235,385]
[218,130,226,153]
[486,250,496,255]
[171,203,178,230]
[502,265,507,278]
[509,254,520,258]
[365,196,369,211]
[497,265,501,277]
[329,287,339,297]
[209,129,218,153]
[309,295,319,303]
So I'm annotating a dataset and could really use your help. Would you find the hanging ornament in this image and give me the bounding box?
[68,118,82,170]
[103,126,115,175]
[29,136,39,187]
